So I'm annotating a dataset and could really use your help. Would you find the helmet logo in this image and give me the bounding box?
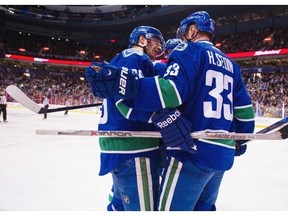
[146,33,152,39]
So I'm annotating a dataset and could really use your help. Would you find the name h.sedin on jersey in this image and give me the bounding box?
[207,50,233,73]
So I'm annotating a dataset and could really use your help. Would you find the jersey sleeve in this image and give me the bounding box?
[233,65,255,133]
[115,99,155,123]
[132,43,198,111]
[112,49,157,121]
[153,62,167,77]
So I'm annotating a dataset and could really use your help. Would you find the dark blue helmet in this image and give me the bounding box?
[165,38,182,50]
[128,26,164,48]
[178,11,215,40]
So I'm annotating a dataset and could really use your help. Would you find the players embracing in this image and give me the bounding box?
[86,11,255,211]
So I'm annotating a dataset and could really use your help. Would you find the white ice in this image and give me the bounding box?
[1,107,288,211]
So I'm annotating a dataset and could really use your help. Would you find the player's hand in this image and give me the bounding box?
[235,140,247,156]
[85,61,139,99]
[85,61,120,98]
[152,109,197,154]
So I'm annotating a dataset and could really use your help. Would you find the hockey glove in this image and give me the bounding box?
[235,140,248,156]
[85,61,140,100]
[152,109,197,154]
[85,61,119,98]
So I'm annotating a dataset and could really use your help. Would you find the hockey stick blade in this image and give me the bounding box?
[278,124,288,139]
[35,122,288,140]
[6,85,102,114]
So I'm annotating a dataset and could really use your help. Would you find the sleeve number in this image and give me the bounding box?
[164,63,180,77]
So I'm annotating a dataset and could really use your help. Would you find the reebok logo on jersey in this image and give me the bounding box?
[157,110,181,129]
[119,67,128,96]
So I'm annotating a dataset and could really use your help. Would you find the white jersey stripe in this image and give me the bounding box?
[135,158,154,211]
[155,76,165,108]
[158,157,182,210]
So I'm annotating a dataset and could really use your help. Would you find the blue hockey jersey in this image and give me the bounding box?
[98,48,160,176]
[126,41,255,171]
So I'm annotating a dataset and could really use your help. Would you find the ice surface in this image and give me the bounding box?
[1,108,288,211]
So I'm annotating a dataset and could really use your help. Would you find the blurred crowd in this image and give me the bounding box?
[1,65,287,118]
[4,30,121,62]
[2,25,288,62]
[0,24,288,118]
[242,72,288,117]
[213,26,288,53]
[0,65,98,106]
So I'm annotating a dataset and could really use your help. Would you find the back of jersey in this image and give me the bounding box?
[166,41,254,170]
[169,41,253,133]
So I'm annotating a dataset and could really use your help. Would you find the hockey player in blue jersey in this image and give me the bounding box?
[164,38,183,58]
[153,38,182,77]
[87,11,255,211]
[85,26,165,211]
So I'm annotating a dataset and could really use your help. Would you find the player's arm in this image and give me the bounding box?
[115,99,155,123]
[87,45,192,112]
[131,47,194,111]
[233,68,255,134]
[233,66,255,156]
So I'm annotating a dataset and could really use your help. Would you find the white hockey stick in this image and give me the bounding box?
[36,120,288,140]
[6,85,102,114]
[239,116,288,145]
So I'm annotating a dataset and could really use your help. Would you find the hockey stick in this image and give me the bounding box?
[237,117,288,146]
[6,85,102,114]
[256,117,288,134]
[36,120,288,140]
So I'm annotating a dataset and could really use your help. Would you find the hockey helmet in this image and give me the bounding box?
[128,25,164,48]
[178,11,215,40]
[165,38,182,50]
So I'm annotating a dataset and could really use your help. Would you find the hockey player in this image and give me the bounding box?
[85,26,165,211]
[153,38,182,76]
[87,11,255,211]
[163,38,183,61]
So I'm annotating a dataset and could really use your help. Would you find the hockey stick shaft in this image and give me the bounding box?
[238,116,288,146]
[36,122,288,140]
[42,103,102,113]
[257,117,288,134]
[6,85,102,114]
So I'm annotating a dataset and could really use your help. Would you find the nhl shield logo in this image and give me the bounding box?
[123,195,130,204]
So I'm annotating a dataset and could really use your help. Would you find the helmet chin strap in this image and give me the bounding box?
[134,43,148,54]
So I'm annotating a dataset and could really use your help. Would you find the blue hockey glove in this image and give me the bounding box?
[235,140,248,156]
[85,61,119,98]
[152,109,197,154]
[85,61,140,100]
[113,66,140,100]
